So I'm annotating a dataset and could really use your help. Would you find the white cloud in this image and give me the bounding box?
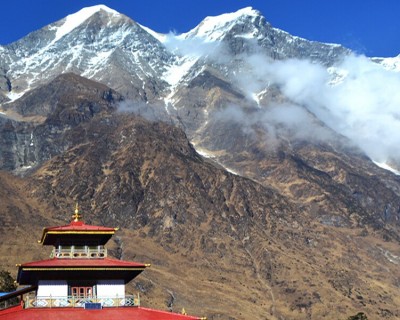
[215,102,334,148]
[225,52,400,163]
[135,30,400,164]
[117,100,171,122]
[164,32,223,59]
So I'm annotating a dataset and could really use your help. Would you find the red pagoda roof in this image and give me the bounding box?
[20,257,147,268]
[17,258,149,285]
[42,221,116,232]
[39,220,117,245]
[0,305,203,320]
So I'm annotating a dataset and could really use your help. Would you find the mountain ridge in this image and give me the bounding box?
[0,5,351,103]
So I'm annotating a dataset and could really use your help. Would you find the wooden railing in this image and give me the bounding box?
[50,247,108,259]
[24,294,139,308]
[0,298,20,310]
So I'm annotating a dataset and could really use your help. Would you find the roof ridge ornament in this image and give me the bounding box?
[72,203,82,222]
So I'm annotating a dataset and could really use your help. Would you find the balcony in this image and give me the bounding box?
[24,294,140,308]
[51,247,108,259]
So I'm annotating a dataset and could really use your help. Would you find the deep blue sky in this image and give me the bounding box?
[1,0,399,57]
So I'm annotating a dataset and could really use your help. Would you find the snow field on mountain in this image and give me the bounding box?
[180,7,259,41]
[55,5,120,42]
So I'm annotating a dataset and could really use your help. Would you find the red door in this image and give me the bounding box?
[71,286,93,298]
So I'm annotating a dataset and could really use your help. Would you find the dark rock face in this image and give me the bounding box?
[0,117,35,171]
[0,73,122,172]
[5,73,121,118]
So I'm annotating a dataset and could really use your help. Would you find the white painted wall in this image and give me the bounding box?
[37,280,68,297]
[96,280,125,298]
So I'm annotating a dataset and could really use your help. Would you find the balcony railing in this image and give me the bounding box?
[24,294,139,309]
[0,298,20,310]
[50,247,108,259]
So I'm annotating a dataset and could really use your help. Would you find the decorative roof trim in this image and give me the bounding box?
[21,267,146,271]
[46,231,115,235]
[72,203,82,222]
[40,230,115,244]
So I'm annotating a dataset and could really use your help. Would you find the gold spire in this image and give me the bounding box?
[72,203,82,222]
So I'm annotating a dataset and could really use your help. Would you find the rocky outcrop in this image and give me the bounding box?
[0,73,121,172]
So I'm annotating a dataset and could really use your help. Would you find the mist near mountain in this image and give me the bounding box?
[164,31,400,165]
[260,54,400,164]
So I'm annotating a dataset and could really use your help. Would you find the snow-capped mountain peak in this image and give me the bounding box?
[1,4,175,103]
[179,7,261,41]
[138,24,168,43]
[372,54,400,72]
[52,5,121,42]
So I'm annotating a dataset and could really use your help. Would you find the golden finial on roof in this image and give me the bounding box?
[72,203,82,222]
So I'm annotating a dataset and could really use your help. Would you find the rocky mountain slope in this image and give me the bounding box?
[0,73,122,172]
[0,71,397,320]
[0,5,399,320]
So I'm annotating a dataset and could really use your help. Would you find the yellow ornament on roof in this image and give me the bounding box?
[72,203,82,222]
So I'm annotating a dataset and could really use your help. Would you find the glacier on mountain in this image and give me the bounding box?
[179,7,260,42]
[53,5,121,43]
